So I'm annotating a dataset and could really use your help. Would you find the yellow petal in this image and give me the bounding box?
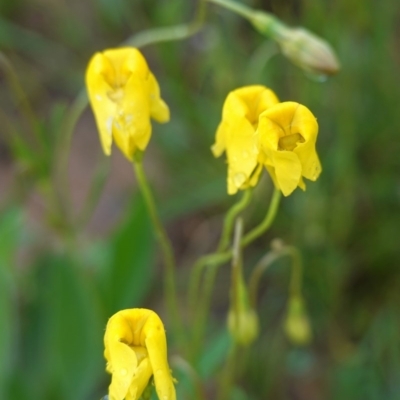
[225,118,259,194]
[222,86,279,123]
[104,309,176,400]
[85,52,116,156]
[271,150,302,196]
[86,47,169,160]
[106,341,138,400]
[211,121,227,158]
[213,85,279,195]
[258,102,321,194]
[298,176,306,191]
[143,314,176,400]
[148,72,170,123]
[126,356,153,400]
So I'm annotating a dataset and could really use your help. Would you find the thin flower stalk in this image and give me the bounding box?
[133,159,184,345]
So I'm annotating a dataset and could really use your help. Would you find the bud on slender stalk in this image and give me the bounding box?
[227,297,259,347]
[250,11,340,76]
[284,295,312,345]
[277,27,340,76]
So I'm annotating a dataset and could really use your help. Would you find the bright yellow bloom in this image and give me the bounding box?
[86,47,169,160]
[257,102,321,196]
[104,308,176,400]
[212,85,279,195]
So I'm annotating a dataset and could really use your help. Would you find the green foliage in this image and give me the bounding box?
[0,0,399,399]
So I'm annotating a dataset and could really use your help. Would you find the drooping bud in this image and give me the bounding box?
[284,296,312,345]
[277,27,340,76]
[249,11,339,76]
[228,256,259,347]
[227,303,259,347]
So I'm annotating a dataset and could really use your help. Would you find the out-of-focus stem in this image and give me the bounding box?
[248,244,303,307]
[132,159,183,344]
[216,342,238,400]
[126,0,207,48]
[0,52,41,148]
[241,188,281,245]
[190,188,281,359]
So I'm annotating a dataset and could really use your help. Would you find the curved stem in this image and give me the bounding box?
[189,188,281,359]
[217,189,252,252]
[53,89,88,222]
[132,160,183,344]
[76,156,110,229]
[188,189,252,313]
[0,52,41,149]
[171,356,206,400]
[216,342,238,400]
[242,188,281,246]
[248,245,303,307]
[248,248,289,307]
[125,0,206,48]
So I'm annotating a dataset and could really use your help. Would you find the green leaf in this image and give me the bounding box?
[18,254,104,400]
[0,208,22,397]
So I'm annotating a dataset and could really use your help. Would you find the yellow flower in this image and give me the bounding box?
[86,47,169,160]
[257,102,321,196]
[104,308,176,400]
[212,85,279,195]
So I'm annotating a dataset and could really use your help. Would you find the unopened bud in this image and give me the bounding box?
[249,10,339,76]
[284,296,312,345]
[277,27,340,76]
[228,307,259,346]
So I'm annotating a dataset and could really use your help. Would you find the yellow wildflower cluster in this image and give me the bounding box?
[212,85,322,196]
[84,48,322,399]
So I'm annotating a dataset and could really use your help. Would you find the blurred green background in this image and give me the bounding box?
[0,0,399,399]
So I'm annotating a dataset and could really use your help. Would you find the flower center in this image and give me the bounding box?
[278,133,305,151]
[107,88,124,103]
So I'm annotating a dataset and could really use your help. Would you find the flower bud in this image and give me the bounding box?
[227,306,259,346]
[284,296,312,345]
[277,27,340,76]
[249,10,339,76]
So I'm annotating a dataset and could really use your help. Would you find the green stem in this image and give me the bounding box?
[0,52,41,149]
[132,159,183,343]
[206,0,288,39]
[125,0,206,48]
[288,247,303,297]
[189,188,281,359]
[248,245,303,307]
[230,218,243,336]
[206,0,254,20]
[76,156,110,229]
[188,189,252,339]
[189,190,252,311]
[242,188,281,246]
[248,247,290,307]
[216,342,238,400]
[171,356,206,400]
[53,89,89,225]
[218,189,252,252]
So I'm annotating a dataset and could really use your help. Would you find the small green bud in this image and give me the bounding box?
[277,27,340,76]
[284,296,312,345]
[249,10,339,76]
[227,307,259,346]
